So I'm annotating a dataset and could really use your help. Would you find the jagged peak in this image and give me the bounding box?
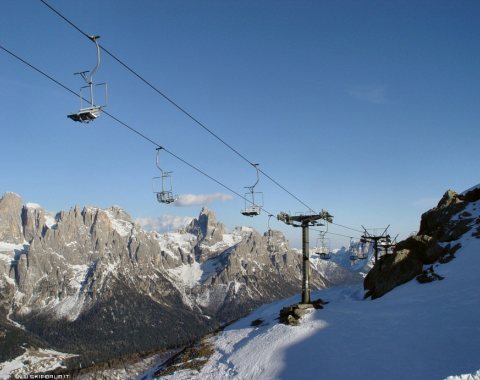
[199,206,217,221]
[0,192,22,203]
[437,189,460,208]
[106,205,132,223]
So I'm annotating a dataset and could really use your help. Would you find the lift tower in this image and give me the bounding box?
[361,225,391,263]
[278,210,333,304]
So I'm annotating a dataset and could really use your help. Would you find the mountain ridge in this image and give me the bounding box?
[0,192,360,375]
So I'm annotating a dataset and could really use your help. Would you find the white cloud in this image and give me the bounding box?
[346,85,388,104]
[135,215,194,233]
[174,193,233,207]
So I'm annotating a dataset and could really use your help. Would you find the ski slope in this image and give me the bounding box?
[158,229,480,379]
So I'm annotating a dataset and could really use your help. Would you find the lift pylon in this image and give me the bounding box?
[349,237,368,261]
[360,225,391,263]
[68,35,107,123]
[278,210,333,304]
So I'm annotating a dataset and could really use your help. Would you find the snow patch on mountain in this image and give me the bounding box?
[156,231,196,258]
[200,233,242,252]
[461,183,480,196]
[0,348,77,378]
[0,241,28,252]
[25,202,41,209]
[169,262,203,287]
[105,208,133,237]
[50,293,86,321]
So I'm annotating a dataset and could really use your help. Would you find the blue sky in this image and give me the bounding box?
[1,0,479,248]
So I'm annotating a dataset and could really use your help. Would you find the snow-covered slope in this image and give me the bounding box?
[157,234,479,380]
[150,187,480,380]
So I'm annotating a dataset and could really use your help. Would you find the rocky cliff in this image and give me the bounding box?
[364,185,480,299]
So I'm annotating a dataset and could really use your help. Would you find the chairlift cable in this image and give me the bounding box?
[310,227,360,240]
[39,0,367,232]
[0,42,277,217]
[329,222,364,234]
[38,0,319,214]
[2,34,369,237]
[0,44,79,99]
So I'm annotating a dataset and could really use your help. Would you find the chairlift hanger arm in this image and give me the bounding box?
[268,214,273,230]
[245,163,260,191]
[87,35,101,84]
[155,147,167,175]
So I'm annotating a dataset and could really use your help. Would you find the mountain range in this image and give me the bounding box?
[0,192,363,377]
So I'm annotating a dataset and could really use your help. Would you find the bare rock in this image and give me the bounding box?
[0,192,24,244]
[365,185,478,299]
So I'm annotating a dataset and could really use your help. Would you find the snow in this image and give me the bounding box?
[25,202,41,209]
[169,261,203,286]
[200,250,232,283]
[52,294,85,321]
[44,213,57,228]
[157,231,196,258]
[25,202,58,228]
[6,308,25,331]
[0,241,27,252]
[105,209,133,237]
[0,348,76,378]
[233,281,243,293]
[461,184,480,196]
[222,234,241,246]
[169,245,234,287]
[0,241,29,263]
[161,226,480,379]
[38,263,90,321]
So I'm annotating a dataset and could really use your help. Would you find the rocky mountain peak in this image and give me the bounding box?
[22,204,47,242]
[187,207,225,242]
[437,189,461,209]
[0,192,24,244]
[107,205,132,223]
[0,192,22,203]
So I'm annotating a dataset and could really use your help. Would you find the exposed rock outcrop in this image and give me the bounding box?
[0,193,24,244]
[364,186,480,299]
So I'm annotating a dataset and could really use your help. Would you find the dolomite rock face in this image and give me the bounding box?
[0,193,24,244]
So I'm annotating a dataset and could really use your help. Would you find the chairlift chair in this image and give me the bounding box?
[357,241,368,259]
[321,237,331,259]
[241,164,263,217]
[318,236,331,260]
[320,252,331,260]
[242,204,262,217]
[266,215,276,252]
[68,36,107,123]
[349,238,358,261]
[152,148,176,204]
